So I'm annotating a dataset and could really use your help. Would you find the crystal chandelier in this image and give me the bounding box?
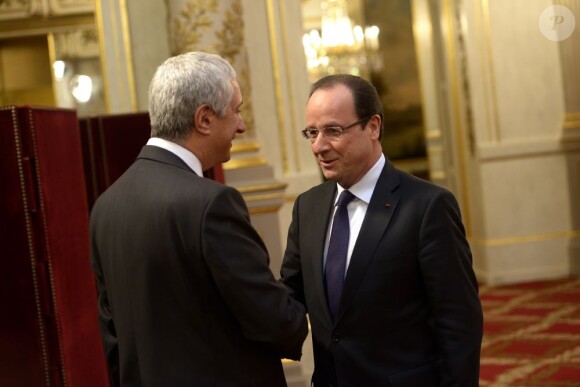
[302,0,381,82]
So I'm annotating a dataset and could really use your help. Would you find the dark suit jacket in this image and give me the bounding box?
[90,145,308,386]
[281,160,483,387]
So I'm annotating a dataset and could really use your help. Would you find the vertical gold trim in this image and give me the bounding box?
[411,0,433,181]
[442,0,471,236]
[96,0,129,113]
[473,0,488,140]
[110,0,124,111]
[95,0,112,113]
[47,33,57,106]
[279,0,301,173]
[480,0,501,142]
[266,0,289,174]
[119,0,137,111]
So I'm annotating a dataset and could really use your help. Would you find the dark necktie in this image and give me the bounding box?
[325,190,355,320]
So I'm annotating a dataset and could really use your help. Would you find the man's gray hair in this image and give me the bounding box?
[148,51,236,140]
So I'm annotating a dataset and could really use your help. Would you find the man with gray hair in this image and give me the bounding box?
[90,52,308,386]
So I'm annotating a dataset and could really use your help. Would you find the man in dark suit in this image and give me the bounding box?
[281,74,483,386]
[90,52,308,386]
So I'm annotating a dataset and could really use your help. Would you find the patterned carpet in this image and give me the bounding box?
[479,277,580,386]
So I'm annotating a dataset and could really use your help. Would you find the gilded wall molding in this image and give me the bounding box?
[242,192,285,202]
[472,230,580,248]
[94,0,139,113]
[0,0,92,20]
[248,205,282,215]
[454,0,475,156]
[0,0,95,41]
[0,0,40,20]
[278,0,301,173]
[119,0,137,112]
[478,0,501,143]
[265,0,289,175]
[237,182,287,194]
[425,129,442,140]
[564,112,580,130]
[169,0,217,55]
[231,141,260,154]
[51,27,98,58]
[442,0,472,234]
[47,0,93,15]
[430,171,447,180]
[222,156,267,170]
[478,136,579,161]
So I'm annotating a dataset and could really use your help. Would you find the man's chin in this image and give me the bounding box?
[208,156,230,170]
[321,169,337,182]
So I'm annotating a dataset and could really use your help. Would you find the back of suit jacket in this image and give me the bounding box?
[91,146,307,386]
[281,161,483,387]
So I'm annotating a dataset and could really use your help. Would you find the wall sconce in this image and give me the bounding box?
[53,60,66,80]
[70,74,93,103]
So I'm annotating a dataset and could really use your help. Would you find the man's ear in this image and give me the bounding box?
[193,104,213,135]
[369,114,381,139]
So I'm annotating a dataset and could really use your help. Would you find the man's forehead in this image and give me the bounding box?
[230,80,243,104]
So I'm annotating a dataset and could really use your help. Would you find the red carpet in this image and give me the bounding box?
[479,277,580,386]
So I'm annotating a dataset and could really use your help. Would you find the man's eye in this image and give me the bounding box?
[324,127,342,137]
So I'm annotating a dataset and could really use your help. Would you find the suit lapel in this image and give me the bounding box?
[304,182,336,323]
[335,162,400,323]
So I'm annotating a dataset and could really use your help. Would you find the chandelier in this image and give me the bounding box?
[302,0,381,82]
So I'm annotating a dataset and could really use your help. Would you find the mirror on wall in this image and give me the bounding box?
[0,0,105,117]
[301,0,427,178]
[363,0,426,168]
[0,28,105,117]
[50,27,105,117]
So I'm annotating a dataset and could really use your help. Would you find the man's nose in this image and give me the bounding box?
[238,119,246,134]
[311,133,330,151]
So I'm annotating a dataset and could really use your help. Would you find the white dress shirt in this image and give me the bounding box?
[147,137,203,177]
[323,154,386,274]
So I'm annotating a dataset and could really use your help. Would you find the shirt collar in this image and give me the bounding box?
[147,137,203,176]
[336,154,385,204]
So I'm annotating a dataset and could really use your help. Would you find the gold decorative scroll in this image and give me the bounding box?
[0,0,37,20]
[167,0,256,138]
[52,27,98,58]
[47,0,93,15]
[0,0,93,19]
